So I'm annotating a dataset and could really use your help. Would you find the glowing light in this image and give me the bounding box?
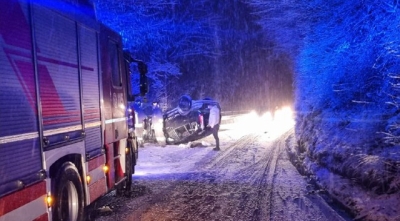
[46,192,53,208]
[134,171,148,176]
[86,175,91,184]
[227,107,294,138]
[261,111,272,122]
[125,147,129,153]
[103,165,109,173]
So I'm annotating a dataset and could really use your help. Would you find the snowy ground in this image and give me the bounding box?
[286,134,400,221]
[89,114,354,221]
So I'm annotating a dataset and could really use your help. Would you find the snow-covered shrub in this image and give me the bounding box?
[290,0,400,194]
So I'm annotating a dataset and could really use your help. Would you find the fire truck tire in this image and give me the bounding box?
[135,139,139,162]
[53,162,85,221]
[116,148,133,197]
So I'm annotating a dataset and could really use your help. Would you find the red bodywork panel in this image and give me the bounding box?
[99,24,129,144]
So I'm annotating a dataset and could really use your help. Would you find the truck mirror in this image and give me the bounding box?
[137,61,148,95]
[123,53,148,98]
[140,73,148,96]
[138,62,148,75]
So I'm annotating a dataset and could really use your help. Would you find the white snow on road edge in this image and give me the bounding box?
[285,134,400,221]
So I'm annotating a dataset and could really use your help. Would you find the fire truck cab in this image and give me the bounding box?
[0,0,147,220]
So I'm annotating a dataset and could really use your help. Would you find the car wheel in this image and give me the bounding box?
[53,162,85,221]
[165,138,172,145]
[178,95,192,116]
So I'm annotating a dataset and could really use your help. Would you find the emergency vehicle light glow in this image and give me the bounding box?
[86,175,91,184]
[103,165,109,173]
[46,192,53,208]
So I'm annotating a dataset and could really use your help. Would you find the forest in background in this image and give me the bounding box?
[89,1,400,217]
[95,0,400,194]
[93,0,293,112]
[249,0,400,195]
[94,0,400,146]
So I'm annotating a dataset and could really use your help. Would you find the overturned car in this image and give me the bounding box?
[163,95,221,144]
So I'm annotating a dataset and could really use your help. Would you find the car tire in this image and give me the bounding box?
[52,162,85,221]
[178,95,192,116]
[165,137,172,145]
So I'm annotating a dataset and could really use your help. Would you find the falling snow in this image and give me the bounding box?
[90,1,400,220]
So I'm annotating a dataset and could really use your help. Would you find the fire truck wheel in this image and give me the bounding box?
[135,139,139,162]
[116,148,133,197]
[125,149,133,191]
[53,162,85,221]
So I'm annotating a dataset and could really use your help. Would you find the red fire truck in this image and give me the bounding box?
[0,0,147,220]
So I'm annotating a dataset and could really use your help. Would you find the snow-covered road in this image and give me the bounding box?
[91,124,351,221]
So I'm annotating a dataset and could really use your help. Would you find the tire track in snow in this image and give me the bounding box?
[94,130,293,221]
[249,135,283,221]
[150,133,263,221]
[133,132,272,221]
[222,132,282,221]
[206,133,260,170]
[197,130,284,221]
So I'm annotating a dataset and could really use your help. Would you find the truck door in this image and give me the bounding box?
[100,24,128,144]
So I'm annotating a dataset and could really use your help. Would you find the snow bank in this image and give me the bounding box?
[285,133,400,221]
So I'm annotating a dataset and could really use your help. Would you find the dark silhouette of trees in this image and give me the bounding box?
[94,0,218,108]
[249,0,400,196]
[94,0,293,111]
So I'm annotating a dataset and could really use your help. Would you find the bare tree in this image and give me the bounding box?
[94,0,219,105]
